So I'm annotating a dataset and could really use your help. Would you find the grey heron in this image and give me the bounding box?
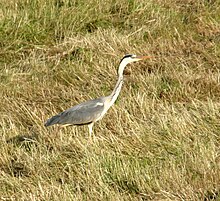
[44,54,151,135]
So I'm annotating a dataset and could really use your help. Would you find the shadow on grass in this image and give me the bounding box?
[6,133,39,151]
[1,160,30,178]
[1,133,39,177]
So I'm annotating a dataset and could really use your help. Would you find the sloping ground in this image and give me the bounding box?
[0,0,220,200]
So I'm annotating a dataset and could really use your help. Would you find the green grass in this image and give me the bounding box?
[1,0,220,200]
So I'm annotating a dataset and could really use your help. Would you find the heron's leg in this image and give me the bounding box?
[88,122,94,137]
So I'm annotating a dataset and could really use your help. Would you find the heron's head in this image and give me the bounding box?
[118,54,151,76]
[120,54,152,64]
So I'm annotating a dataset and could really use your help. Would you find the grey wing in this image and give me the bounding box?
[45,97,105,127]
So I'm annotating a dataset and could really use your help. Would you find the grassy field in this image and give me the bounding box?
[0,0,220,200]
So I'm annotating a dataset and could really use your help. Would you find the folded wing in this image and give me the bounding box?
[45,97,105,127]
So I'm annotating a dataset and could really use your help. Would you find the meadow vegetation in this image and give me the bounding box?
[0,0,220,200]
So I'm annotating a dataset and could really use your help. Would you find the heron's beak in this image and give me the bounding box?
[136,55,152,60]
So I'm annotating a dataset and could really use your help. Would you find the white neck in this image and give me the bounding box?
[118,59,129,77]
[109,76,123,106]
[108,59,130,106]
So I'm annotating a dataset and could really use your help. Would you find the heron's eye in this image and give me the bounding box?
[131,55,136,58]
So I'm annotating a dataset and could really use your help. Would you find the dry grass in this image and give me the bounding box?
[1,0,220,200]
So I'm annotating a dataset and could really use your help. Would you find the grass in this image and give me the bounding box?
[1,0,220,200]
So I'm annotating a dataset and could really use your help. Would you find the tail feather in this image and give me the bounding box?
[44,114,61,127]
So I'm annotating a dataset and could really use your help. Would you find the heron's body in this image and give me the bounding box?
[44,54,151,135]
